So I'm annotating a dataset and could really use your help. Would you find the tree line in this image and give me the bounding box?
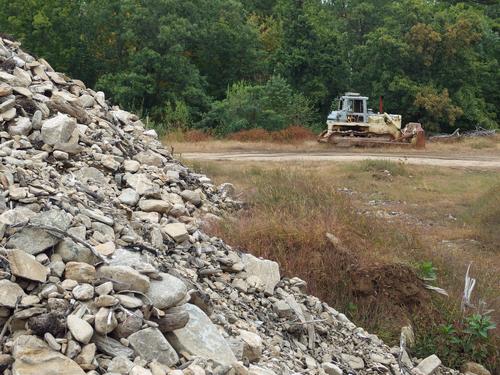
[1,0,498,134]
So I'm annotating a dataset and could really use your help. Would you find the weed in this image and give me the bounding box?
[227,126,316,143]
[164,129,213,143]
[358,159,409,177]
[419,261,437,281]
[189,159,499,372]
[462,181,500,250]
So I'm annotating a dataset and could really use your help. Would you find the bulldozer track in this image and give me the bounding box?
[180,152,500,169]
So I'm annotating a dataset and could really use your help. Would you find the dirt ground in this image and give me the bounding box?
[169,134,500,168]
[167,134,500,157]
[179,151,500,168]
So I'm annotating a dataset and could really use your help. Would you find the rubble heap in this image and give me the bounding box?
[0,36,459,375]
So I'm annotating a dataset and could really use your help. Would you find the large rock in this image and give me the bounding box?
[180,190,202,206]
[462,362,491,375]
[8,117,31,136]
[248,366,277,375]
[92,334,134,358]
[239,329,263,362]
[97,265,150,293]
[6,209,71,255]
[126,173,155,195]
[167,304,236,366]
[0,279,25,308]
[7,249,48,282]
[145,272,187,309]
[94,307,117,334]
[128,328,178,366]
[41,113,76,145]
[11,335,85,375]
[242,254,280,295]
[161,223,189,243]
[64,262,96,283]
[415,355,441,375]
[138,199,172,214]
[67,315,93,344]
[119,188,140,206]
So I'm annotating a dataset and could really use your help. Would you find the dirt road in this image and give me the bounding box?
[180,151,500,169]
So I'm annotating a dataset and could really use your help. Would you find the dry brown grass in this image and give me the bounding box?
[166,132,500,155]
[189,159,500,370]
[228,126,316,143]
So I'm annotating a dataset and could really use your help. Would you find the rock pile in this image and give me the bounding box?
[0,36,462,375]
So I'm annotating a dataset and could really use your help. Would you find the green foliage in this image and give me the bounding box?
[418,261,437,281]
[416,313,496,370]
[201,76,315,135]
[0,0,497,133]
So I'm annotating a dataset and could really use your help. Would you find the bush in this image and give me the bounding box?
[163,129,213,143]
[227,126,316,143]
[200,75,315,135]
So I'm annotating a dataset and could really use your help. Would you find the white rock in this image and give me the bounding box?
[0,279,26,308]
[124,159,140,172]
[139,199,172,214]
[119,188,140,206]
[242,254,280,295]
[64,262,96,283]
[72,283,94,300]
[145,272,187,309]
[415,354,441,375]
[97,265,150,293]
[67,315,94,344]
[7,249,48,282]
[128,328,179,366]
[95,307,118,334]
[12,335,85,375]
[166,304,236,366]
[239,329,263,362]
[161,222,189,243]
[322,362,343,375]
[41,113,76,145]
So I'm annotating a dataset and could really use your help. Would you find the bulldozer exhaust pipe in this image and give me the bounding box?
[379,95,384,114]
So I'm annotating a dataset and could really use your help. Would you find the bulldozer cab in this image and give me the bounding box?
[338,93,369,123]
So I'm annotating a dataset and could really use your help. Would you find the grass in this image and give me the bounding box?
[165,132,500,156]
[187,158,499,371]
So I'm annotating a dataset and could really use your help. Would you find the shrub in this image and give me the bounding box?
[228,128,271,142]
[270,126,316,143]
[227,126,316,143]
[200,75,315,135]
[183,129,213,142]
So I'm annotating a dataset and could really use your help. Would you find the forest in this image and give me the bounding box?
[1,0,498,135]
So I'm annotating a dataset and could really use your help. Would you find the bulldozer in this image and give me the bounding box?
[318,93,425,148]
